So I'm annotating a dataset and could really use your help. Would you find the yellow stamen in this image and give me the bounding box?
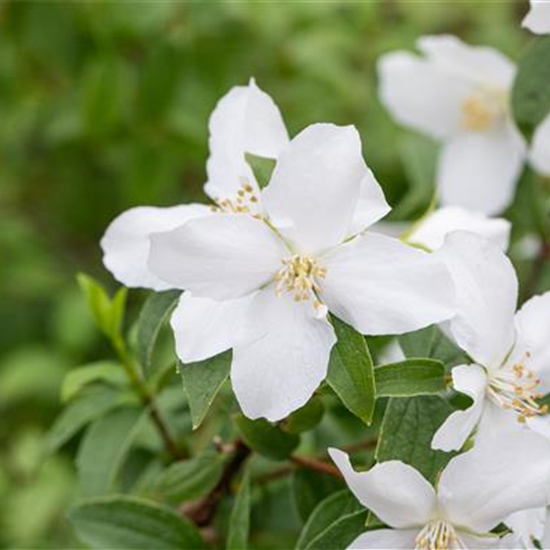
[275,255,326,308]
[415,520,465,550]
[461,89,506,132]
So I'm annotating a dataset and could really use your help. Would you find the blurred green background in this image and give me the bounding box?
[0,1,530,547]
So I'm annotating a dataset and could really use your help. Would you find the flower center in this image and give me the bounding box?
[487,359,548,423]
[275,255,326,308]
[211,180,261,218]
[415,520,465,550]
[461,89,505,132]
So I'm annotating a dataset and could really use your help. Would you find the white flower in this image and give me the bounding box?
[148,123,455,421]
[101,78,289,291]
[506,507,550,549]
[405,206,511,251]
[523,0,550,34]
[530,113,550,177]
[378,35,526,215]
[329,432,550,550]
[431,231,550,452]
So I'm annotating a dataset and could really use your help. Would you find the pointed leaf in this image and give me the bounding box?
[61,361,127,403]
[178,351,231,429]
[68,495,205,549]
[226,466,251,550]
[374,358,445,397]
[327,316,375,425]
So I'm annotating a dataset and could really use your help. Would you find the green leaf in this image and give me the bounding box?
[296,490,363,550]
[235,414,300,461]
[327,316,375,425]
[178,351,231,429]
[68,495,205,549]
[376,396,453,483]
[285,397,325,434]
[226,467,251,550]
[137,290,181,374]
[399,325,466,368]
[291,469,343,523]
[153,451,225,504]
[512,36,550,137]
[77,273,127,341]
[76,407,144,496]
[374,358,446,397]
[46,387,123,453]
[245,153,276,189]
[61,361,127,403]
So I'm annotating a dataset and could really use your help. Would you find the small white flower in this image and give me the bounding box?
[101,78,289,291]
[405,206,511,251]
[148,123,455,421]
[530,113,550,177]
[329,432,550,550]
[431,231,550,452]
[523,0,550,35]
[378,35,526,215]
[506,507,550,549]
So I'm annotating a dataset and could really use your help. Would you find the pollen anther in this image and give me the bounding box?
[275,255,326,308]
[415,520,465,550]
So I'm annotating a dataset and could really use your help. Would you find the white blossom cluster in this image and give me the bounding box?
[100,2,550,548]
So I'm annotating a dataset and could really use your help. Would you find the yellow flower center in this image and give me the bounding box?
[275,255,326,309]
[415,520,464,550]
[487,358,548,423]
[461,89,506,132]
[211,180,261,218]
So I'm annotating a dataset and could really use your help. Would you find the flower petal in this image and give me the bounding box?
[506,507,547,548]
[431,364,488,452]
[514,292,550,393]
[262,123,365,254]
[321,232,455,336]
[523,0,550,34]
[377,50,469,140]
[347,169,391,237]
[438,429,550,533]
[418,35,516,90]
[231,287,335,421]
[407,207,511,252]
[170,292,252,363]
[458,533,507,549]
[148,214,285,300]
[437,125,526,215]
[329,449,437,529]
[101,204,211,291]
[347,529,419,550]
[436,231,517,369]
[530,113,550,177]
[205,79,289,202]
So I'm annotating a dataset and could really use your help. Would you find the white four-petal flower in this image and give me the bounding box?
[523,0,550,35]
[378,35,526,215]
[431,231,550,451]
[329,432,550,550]
[147,123,455,421]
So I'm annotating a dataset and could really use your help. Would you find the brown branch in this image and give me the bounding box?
[290,455,342,479]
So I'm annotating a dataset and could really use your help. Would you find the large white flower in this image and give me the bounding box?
[530,113,550,177]
[148,123,455,421]
[101,78,289,291]
[523,0,550,34]
[329,431,550,550]
[378,35,526,215]
[431,231,550,452]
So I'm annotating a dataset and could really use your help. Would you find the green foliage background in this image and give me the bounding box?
[0,1,538,548]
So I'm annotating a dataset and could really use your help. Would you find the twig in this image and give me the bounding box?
[290,455,342,479]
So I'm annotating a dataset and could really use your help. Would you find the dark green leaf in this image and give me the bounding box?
[304,509,368,550]
[227,466,251,550]
[376,396,453,483]
[399,325,467,368]
[68,495,205,549]
[512,36,550,137]
[178,351,231,429]
[285,397,325,434]
[235,414,300,461]
[46,387,123,453]
[374,358,446,397]
[61,361,127,403]
[327,316,375,425]
[292,469,343,523]
[137,290,181,374]
[153,451,225,504]
[77,407,144,496]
